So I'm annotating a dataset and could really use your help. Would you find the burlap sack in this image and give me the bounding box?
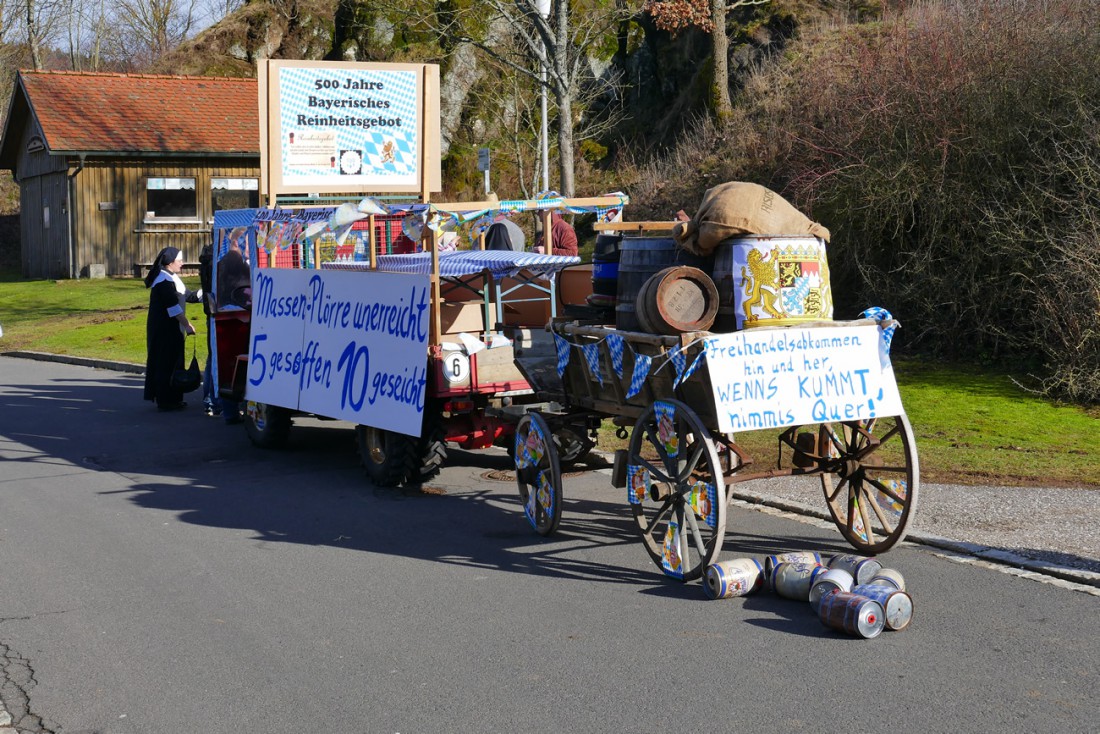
[673,182,830,256]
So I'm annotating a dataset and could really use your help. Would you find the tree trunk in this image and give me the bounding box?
[26,0,43,70]
[556,87,575,197]
[711,0,732,119]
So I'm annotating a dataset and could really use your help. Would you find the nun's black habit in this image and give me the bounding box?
[143,247,201,409]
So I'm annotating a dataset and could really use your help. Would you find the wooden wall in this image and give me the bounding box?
[70,158,260,278]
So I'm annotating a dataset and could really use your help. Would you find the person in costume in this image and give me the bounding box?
[143,247,201,411]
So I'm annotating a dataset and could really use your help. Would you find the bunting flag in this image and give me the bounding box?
[654,401,679,459]
[554,334,571,377]
[626,353,652,399]
[661,518,684,579]
[668,345,687,387]
[536,471,554,516]
[677,350,706,387]
[627,464,650,505]
[606,333,625,378]
[581,343,603,385]
[524,474,539,526]
[689,480,720,528]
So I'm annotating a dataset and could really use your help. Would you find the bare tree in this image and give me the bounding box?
[65,0,111,70]
[23,0,65,69]
[428,0,630,197]
[108,0,198,68]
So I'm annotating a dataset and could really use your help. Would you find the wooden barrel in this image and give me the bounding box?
[712,235,832,331]
[616,238,711,331]
[635,266,719,335]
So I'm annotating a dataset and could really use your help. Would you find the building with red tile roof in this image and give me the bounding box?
[0,71,260,278]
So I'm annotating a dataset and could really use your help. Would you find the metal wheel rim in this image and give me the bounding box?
[363,426,386,466]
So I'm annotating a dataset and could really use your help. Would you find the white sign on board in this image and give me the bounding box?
[245,268,431,437]
[259,60,442,196]
[704,324,903,434]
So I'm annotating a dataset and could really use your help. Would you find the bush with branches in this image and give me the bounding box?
[627,0,1100,403]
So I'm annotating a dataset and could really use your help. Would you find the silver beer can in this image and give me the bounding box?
[772,562,825,601]
[868,568,906,591]
[818,591,886,639]
[851,584,914,630]
[764,552,824,585]
[828,554,883,585]
[808,568,855,611]
[704,558,764,599]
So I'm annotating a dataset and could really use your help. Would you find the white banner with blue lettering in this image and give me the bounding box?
[246,268,430,436]
[705,324,903,434]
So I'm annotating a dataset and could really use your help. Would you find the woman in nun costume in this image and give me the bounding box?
[143,247,201,411]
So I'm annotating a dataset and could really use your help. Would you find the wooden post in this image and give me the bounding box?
[368,214,377,268]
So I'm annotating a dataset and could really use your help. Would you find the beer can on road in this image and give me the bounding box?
[808,568,854,611]
[828,554,883,585]
[764,552,824,584]
[852,584,914,630]
[817,591,886,639]
[772,562,825,601]
[704,558,764,599]
[868,568,906,591]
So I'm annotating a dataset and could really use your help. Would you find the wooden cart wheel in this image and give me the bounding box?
[818,413,921,553]
[514,412,563,536]
[627,399,726,581]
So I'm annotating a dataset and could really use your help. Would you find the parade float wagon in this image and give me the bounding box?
[207,194,625,487]
[508,221,920,581]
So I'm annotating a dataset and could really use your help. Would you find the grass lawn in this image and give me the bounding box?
[2,272,1097,487]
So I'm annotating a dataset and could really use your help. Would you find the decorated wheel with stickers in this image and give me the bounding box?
[514,412,563,537]
[627,399,727,582]
[818,413,920,553]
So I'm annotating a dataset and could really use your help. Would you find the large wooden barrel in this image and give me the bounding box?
[712,235,833,331]
[635,266,719,335]
[616,238,711,331]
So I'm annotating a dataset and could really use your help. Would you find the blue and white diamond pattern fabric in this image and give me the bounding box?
[554,334,571,377]
[661,519,684,579]
[581,343,603,386]
[278,67,419,180]
[606,333,625,378]
[626,464,650,505]
[668,346,687,387]
[860,306,898,355]
[783,277,811,314]
[535,193,564,210]
[689,480,719,528]
[678,350,706,387]
[626,353,652,399]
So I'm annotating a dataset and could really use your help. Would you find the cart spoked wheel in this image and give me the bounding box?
[818,413,920,553]
[514,413,563,536]
[627,399,726,582]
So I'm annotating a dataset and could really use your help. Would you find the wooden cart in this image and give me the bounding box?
[512,319,920,582]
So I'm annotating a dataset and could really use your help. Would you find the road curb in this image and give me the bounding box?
[2,350,144,375]
[730,488,1100,590]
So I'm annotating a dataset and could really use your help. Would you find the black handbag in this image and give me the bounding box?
[170,336,202,393]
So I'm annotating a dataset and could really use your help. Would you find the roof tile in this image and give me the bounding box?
[21,71,258,154]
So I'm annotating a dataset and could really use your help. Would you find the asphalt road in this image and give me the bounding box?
[0,355,1097,733]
